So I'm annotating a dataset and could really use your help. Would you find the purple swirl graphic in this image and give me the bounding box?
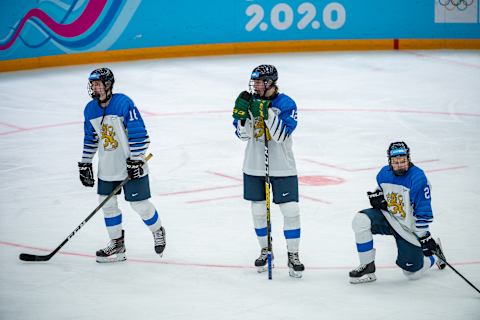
[0,0,107,51]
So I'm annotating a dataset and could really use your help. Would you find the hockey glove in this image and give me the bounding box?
[126,158,144,179]
[367,190,388,211]
[78,162,94,187]
[418,232,437,257]
[232,91,251,121]
[250,99,270,120]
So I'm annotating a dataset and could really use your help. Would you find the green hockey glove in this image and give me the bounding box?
[250,99,270,120]
[232,91,252,120]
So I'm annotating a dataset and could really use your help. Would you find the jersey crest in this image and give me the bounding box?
[386,192,407,219]
[101,124,119,151]
[253,118,271,141]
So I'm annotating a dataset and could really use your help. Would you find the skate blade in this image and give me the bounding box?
[256,263,274,273]
[289,269,303,278]
[349,273,376,284]
[96,253,127,263]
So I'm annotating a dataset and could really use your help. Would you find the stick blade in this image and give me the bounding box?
[19,253,51,262]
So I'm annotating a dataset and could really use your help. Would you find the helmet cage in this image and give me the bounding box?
[87,68,115,102]
[387,141,412,175]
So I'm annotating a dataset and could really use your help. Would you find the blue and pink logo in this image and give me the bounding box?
[0,0,141,55]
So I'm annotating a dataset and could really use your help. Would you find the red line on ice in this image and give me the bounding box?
[4,241,479,270]
[0,122,26,130]
[0,120,81,136]
[426,166,468,173]
[158,184,240,196]
[1,109,479,136]
[402,51,480,69]
[301,194,332,204]
[206,171,242,182]
[302,159,441,172]
[186,194,240,204]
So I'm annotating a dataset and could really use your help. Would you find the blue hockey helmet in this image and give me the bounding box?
[387,141,412,175]
[387,141,410,159]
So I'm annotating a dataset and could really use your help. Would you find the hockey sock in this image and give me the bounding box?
[251,201,268,248]
[279,202,301,252]
[100,195,123,239]
[352,212,375,264]
[130,200,162,232]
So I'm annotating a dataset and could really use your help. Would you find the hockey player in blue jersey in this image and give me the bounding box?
[232,65,304,278]
[78,68,166,263]
[349,141,446,283]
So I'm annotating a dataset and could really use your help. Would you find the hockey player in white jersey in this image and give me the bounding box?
[349,142,446,283]
[78,68,166,263]
[232,65,304,278]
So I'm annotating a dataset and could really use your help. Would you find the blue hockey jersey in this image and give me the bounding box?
[377,165,433,243]
[81,93,150,181]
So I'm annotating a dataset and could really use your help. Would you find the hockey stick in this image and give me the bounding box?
[19,153,153,262]
[435,249,480,294]
[260,104,273,280]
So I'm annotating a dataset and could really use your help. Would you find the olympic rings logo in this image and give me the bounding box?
[438,0,474,11]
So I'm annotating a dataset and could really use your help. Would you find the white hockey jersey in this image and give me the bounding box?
[233,93,298,177]
[81,93,150,181]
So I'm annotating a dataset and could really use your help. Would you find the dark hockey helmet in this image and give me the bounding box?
[387,141,412,174]
[251,64,278,83]
[250,64,278,98]
[88,68,115,101]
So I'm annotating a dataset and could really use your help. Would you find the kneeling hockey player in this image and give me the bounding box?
[349,141,446,283]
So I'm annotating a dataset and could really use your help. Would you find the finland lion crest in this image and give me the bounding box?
[101,124,118,151]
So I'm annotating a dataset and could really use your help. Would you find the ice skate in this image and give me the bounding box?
[349,261,376,284]
[255,247,274,273]
[435,238,447,270]
[287,252,305,278]
[153,226,166,256]
[96,230,126,263]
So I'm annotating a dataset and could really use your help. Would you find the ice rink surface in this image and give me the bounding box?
[1,50,479,319]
